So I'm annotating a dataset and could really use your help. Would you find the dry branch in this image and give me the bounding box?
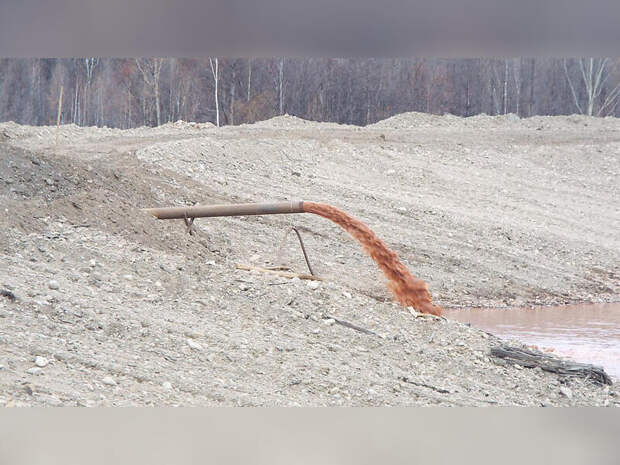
[490,344,612,385]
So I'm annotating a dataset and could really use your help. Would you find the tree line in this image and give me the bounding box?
[1,57,619,128]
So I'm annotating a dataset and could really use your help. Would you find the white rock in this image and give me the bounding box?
[559,386,573,399]
[89,259,97,267]
[48,280,59,290]
[27,367,43,375]
[102,376,117,386]
[342,291,352,299]
[323,318,336,326]
[306,280,320,290]
[162,381,173,390]
[187,339,203,350]
[155,281,162,288]
[34,356,49,367]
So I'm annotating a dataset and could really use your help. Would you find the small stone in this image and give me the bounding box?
[155,281,162,288]
[34,356,49,367]
[184,330,202,339]
[45,178,54,186]
[312,328,320,334]
[307,280,320,290]
[48,280,60,290]
[102,376,117,386]
[323,318,336,326]
[559,386,573,399]
[162,381,173,390]
[239,283,249,291]
[89,259,97,267]
[27,367,43,375]
[187,339,203,350]
[123,274,133,281]
[342,291,352,299]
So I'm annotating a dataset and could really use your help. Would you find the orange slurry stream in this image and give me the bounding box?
[302,201,442,316]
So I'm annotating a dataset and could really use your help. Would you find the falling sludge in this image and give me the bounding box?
[302,202,442,316]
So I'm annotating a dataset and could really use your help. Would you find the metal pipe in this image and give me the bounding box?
[143,201,305,220]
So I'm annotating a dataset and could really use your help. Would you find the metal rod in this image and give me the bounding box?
[143,201,306,220]
[274,226,316,276]
[292,227,315,276]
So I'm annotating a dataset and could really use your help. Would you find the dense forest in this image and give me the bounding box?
[1,57,619,128]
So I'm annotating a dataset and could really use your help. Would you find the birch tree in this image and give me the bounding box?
[564,58,620,116]
[83,58,99,125]
[277,58,285,115]
[135,58,164,126]
[511,58,522,116]
[209,57,220,127]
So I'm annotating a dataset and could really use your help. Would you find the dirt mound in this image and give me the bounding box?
[369,112,455,129]
[368,111,620,131]
[247,114,355,130]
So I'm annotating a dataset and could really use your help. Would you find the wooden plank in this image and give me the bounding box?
[236,264,323,281]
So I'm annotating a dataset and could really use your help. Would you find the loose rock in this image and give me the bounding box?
[560,386,573,399]
[187,339,203,350]
[102,376,117,386]
[34,356,49,367]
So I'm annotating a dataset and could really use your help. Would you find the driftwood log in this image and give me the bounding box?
[490,345,613,386]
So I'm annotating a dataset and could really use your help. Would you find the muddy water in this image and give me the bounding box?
[444,303,620,380]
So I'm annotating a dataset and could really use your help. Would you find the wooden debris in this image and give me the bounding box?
[236,264,322,281]
[398,376,451,394]
[323,314,382,337]
[490,344,613,385]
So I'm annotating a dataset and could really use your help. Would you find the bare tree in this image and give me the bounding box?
[564,58,620,116]
[209,57,220,127]
[83,58,100,125]
[511,58,522,116]
[135,58,164,126]
[503,59,508,115]
[278,58,285,115]
[247,58,252,102]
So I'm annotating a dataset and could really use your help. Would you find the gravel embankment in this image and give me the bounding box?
[0,113,618,406]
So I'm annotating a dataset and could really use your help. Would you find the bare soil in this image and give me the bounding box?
[0,113,618,406]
